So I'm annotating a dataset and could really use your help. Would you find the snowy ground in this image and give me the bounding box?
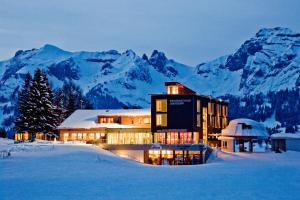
[1,139,300,200]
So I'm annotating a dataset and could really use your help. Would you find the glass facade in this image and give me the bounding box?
[154,132,196,144]
[107,132,152,144]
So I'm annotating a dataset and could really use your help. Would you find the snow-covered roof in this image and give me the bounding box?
[271,133,300,139]
[221,118,269,138]
[58,109,150,129]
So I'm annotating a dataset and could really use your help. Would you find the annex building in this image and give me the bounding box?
[57,82,229,165]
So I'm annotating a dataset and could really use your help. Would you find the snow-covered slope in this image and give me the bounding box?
[1,143,300,200]
[0,27,300,131]
[195,27,300,96]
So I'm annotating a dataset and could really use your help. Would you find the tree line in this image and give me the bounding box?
[14,68,91,140]
[223,88,300,134]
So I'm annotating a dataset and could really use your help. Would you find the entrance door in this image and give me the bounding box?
[202,107,208,144]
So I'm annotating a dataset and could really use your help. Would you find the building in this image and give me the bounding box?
[271,133,300,152]
[55,82,229,165]
[57,109,152,144]
[218,118,269,152]
[151,82,229,147]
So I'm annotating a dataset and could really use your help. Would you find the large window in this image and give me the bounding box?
[107,132,152,144]
[197,100,201,113]
[167,86,178,94]
[156,99,167,112]
[167,132,179,144]
[154,133,166,144]
[197,114,201,127]
[208,102,215,115]
[156,114,167,126]
[179,132,193,144]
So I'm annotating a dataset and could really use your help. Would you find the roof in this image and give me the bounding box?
[271,133,300,139]
[58,109,150,129]
[221,118,269,138]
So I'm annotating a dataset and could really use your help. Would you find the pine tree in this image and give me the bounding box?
[53,88,67,126]
[27,69,57,140]
[15,73,32,134]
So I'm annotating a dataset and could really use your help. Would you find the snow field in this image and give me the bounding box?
[0,139,300,200]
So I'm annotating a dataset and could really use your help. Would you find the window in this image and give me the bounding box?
[143,117,151,124]
[222,141,228,149]
[167,132,179,144]
[99,118,106,123]
[99,117,114,123]
[222,118,228,128]
[197,100,201,113]
[197,114,201,127]
[222,105,228,116]
[95,133,101,139]
[156,99,167,112]
[154,133,166,144]
[179,132,193,144]
[167,86,178,94]
[156,114,167,126]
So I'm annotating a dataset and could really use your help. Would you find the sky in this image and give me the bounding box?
[0,0,300,66]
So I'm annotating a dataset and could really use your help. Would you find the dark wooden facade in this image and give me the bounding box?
[151,82,229,145]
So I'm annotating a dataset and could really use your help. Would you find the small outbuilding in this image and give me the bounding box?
[218,118,269,152]
[271,133,300,152]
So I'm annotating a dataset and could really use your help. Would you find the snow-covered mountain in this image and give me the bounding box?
[1,27,300,131]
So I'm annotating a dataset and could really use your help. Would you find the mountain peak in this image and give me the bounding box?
[255,27,298,38]
[40,44,66,52]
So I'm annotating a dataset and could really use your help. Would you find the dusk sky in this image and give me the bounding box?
[1,0,300,65]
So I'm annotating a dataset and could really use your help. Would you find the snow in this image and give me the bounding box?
[1,139,300,200]
[222,118,269,138]
[271,133,300,139]
[58,109,150,129]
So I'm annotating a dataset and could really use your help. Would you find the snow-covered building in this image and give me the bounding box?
[55,82,229,165]
[58,109,152,144]
[218,119,269,152]
[271,133,300,152]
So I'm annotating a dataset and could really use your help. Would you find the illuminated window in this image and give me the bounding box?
[222,105,228,116]
[99,117,114,123]
[143,117,151,124]
[197,114,201,127]
[179,132,193,144]
[208,102,214,115]
[154,133,166,144]
[95,133,101,139]
[64,133,69,140]
[156,114,167,126]
[167,86,178,94]
[197,100,201,113]
[156,99,167,112]
[99,118,106,123]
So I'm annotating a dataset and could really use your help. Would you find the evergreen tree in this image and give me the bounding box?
[53,88,67,126]
[0,128,7,138]
[27,69,57,140]
[61,80,92,117]
[15,73,32,134]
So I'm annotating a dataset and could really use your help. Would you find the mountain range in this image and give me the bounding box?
[1,27,300,133]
